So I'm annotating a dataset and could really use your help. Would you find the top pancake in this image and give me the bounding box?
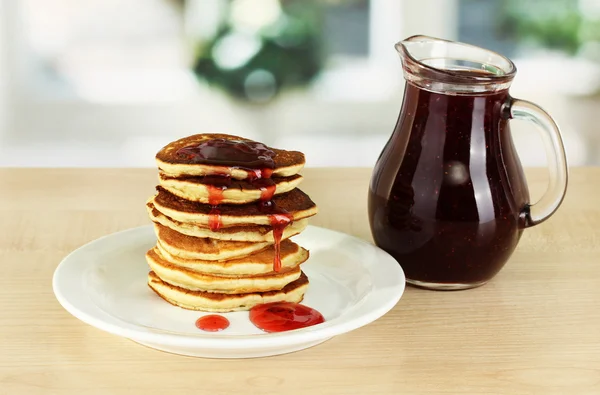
[156,134,305,179]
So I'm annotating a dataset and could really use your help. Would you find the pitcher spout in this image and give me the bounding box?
[395,35,444,64]
[395,35,516,94]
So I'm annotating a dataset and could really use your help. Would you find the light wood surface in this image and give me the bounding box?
[1,167,599,395]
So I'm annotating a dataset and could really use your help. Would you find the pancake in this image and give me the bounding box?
[147,201,308,241]
[156,134,305,179]
[158,172,303,204]
[154,239,308,275]
[148,271,309,312]
[152,186,318,227]
[146,248,302,293]
[154,223,270,261]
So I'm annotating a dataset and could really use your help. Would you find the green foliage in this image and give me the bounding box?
[192,0,323,103]
[500,0,590,54]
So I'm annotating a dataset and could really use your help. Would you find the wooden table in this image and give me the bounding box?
[1,168,599,394]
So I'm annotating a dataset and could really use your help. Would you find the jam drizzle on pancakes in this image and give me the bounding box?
[204,174,230,232]
[258,202,292,272]
[177,139,291,272]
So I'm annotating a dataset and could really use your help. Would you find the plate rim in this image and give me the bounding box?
[53,225,405,349]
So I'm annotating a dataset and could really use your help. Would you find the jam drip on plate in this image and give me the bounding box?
[195,314,230,332]
[249,302,325,332]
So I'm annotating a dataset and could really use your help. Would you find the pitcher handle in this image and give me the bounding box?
[508,98,568,227]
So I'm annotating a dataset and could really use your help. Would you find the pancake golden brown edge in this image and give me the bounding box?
[153,223,272,261]
[154,239,309,275]
[147,201,308,241]
[146,248,302,293]
[151,186,318,226]
[158,173,303,204]
[148,271,309,312]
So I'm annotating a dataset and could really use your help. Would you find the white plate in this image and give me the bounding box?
[53,225,405,358]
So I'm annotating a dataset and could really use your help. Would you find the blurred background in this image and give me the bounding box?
[0,0,599,168]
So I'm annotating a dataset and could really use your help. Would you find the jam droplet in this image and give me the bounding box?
[195,315,230,332]
[249,302,325,333]
[254,177,277,202]
[208,206,222,232]
[246,167,273,181]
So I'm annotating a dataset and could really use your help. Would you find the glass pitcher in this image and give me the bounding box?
[368,35,568,290]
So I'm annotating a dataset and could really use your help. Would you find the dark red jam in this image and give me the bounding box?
[253,178,277,202]
[266,211,293,272]
[368,81,530,285]
[250,302,325,332]
[205,174,231,231]
[176,138,276,169]
[195,314,230,332]
[208,206,222,232]
[246,167,273,181]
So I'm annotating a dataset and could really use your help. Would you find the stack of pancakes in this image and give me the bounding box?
[145,134,318,312]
